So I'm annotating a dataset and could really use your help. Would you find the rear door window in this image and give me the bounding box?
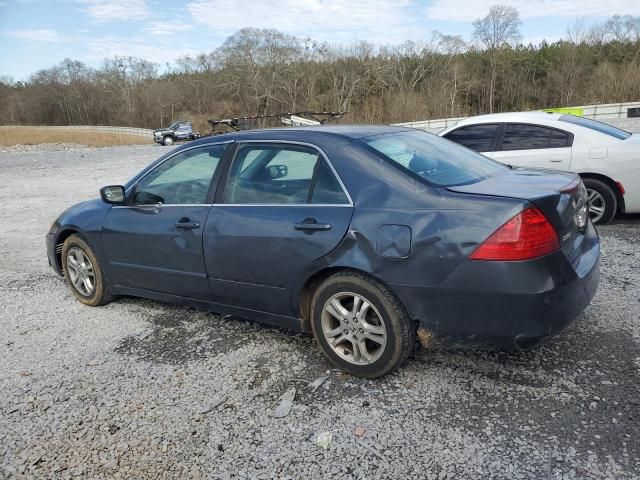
[549,130,570,147]
[225,144,349,205]
[443,124,499,152]
[501,124,554,150]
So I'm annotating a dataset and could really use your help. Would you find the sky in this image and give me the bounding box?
[1,0,639,80]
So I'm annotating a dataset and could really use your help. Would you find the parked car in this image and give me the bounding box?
[153,121,201,146]
[439,112,640,224]
[46,126,599,377]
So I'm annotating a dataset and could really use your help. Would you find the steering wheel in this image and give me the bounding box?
[174,180,207,204]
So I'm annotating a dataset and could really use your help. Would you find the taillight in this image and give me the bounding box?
[470,207,560,261]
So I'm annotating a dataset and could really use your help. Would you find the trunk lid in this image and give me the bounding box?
[448,168,588,263]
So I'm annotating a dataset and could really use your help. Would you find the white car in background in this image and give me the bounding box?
[439,112,640,224]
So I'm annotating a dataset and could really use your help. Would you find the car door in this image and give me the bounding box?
[203,141,354,316]
[489,123,573,169]
[175,123,192,140]
[102,142,230,299]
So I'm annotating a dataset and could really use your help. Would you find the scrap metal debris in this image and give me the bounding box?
[316,432,333,449]
[273,387,296,418]
[308,375,329,392]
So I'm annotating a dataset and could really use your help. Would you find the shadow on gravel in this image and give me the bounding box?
[114,302,316,367]
[410,323,640,469]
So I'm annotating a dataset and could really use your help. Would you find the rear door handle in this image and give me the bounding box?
[294,219,332,231]
[175,218,200,229]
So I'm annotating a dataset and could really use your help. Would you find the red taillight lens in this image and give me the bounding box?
[470,207,560,261]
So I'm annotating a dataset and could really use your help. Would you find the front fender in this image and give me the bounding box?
[49,198,112,274]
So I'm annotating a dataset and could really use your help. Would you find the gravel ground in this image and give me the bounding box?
[1,143,639,480]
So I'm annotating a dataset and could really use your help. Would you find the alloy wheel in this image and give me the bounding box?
[586,188,606,223]
[66,247,96,297]
[320,292,387,365]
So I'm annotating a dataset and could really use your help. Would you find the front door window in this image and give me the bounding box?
[133,144,227,205]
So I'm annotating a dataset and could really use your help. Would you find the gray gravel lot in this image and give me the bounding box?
[1,143,639,479]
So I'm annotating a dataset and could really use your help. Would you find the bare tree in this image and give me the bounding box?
[2,17,640,128]
[472,4,521,112]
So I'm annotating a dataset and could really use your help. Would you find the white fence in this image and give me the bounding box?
[394,101,640,132]
[1,125,154,138]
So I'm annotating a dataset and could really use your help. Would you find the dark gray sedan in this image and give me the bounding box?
[46,125,600,377]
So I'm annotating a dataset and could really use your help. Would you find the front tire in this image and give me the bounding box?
[583,178,617,225]
[310,271,415,378]
[61,235,113,307]
[162,135,174,146]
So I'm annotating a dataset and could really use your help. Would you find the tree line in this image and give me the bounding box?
[1,8,639,130]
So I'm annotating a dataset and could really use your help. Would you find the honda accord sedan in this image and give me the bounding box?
[46,126,600,377]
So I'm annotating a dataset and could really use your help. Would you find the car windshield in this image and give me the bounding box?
[363,130,507,187]
[168,121,183,129]
[559,115,631,140]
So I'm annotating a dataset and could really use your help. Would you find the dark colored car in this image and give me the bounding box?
[153,121,201,146]
[46,125,600,378]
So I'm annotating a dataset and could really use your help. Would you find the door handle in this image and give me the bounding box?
[548,159,563,163]
[294,219,332,231]
[175,218,200,229]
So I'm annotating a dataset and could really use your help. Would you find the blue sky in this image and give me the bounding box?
[1,0,638,80]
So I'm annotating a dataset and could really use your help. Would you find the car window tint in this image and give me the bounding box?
[550,130,569,147]
[226,145,319,204]
[133,144,226,205]
[311,160,349,204]
[501,124,552,150]
[443,124,498,152]
[559,114,631,140]
[365,130,506,187]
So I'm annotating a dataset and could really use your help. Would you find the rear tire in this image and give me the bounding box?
[310,271,415,378]
[163,135,174,146]
[583,178,617,225]
[61,235,113,307]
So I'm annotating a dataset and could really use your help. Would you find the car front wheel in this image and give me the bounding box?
[311,271,415,378]
[61,234,113,307]
[163,135,174,146]
[583,178,617,225]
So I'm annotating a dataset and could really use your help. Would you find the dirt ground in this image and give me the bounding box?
[1,143,639,479]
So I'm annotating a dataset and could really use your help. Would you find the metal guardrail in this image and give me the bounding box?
[0,125,154,138]
[394,101,640,132]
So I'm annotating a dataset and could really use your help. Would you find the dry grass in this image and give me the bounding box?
[0,127,148,147]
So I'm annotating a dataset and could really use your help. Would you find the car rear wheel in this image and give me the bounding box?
[583,178,617,225]
[310,271,415,378]
[61,235,113,307]
[163,135,174,146]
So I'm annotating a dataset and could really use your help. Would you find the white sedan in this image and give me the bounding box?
[439,112,640,224]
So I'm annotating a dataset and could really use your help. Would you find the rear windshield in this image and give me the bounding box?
[559,115,631,140]
[363,130,506,187]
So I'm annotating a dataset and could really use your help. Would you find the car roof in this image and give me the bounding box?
[189,124,414,146]
[450,111,563,127]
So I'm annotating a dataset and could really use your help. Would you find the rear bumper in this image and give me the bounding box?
[390,222,600,348]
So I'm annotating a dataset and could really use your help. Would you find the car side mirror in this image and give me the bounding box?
[100,185,126,205]
[267,164,288,179]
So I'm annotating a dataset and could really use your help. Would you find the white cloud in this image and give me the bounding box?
[427,0,640,22]
[6,29,62,42]
[144,20,193,36]
[79,0,150,21]
[85,36,198,64]
[186,0,423,43]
